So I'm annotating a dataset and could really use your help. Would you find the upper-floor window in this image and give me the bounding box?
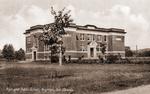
[26,37,31,44]
[97,35,102,42]
[93,35,96,41]
[44,44,51,51]
[104,35,107,42]
[87,34,96,41]
[35,38,39,48]
[80,34,85,41]
[87,34,92,41]
[116,37,122,41]
[115,36,123,41]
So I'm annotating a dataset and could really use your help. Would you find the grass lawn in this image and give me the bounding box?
[0,62,150,94]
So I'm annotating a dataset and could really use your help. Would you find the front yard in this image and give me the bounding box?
[0,62,150,94]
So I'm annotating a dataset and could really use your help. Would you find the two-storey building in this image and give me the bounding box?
[24,23,126,61]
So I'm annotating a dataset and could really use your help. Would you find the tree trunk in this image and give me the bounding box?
[49,52,51,64]
[59,44,62,66]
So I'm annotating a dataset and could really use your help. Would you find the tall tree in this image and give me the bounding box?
[125,49,133,57]
[2,44,8,59]
[40,7,73,65]
[2,44,15,61]
[15,48,25,60]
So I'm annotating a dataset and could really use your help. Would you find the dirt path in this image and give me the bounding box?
[102,85,150,94]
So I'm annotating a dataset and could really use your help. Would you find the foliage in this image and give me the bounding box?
[39,7,73,63]
[106,54,118,63]
[2,44,15,61]
[15,48,25,60]
[138,50,150,57]
[100,43,106,54]
[50,44,66,55]
[50,45,66,62]
[125,49,133,57]
[40,7,73,46]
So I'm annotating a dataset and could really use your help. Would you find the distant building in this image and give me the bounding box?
[24,23,126,61]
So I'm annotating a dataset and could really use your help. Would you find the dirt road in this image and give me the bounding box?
[102,85,150,94]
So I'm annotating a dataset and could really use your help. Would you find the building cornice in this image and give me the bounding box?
[76,27,126,34]
[24,23,126,35]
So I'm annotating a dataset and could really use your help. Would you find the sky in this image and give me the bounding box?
[0,0,150,50]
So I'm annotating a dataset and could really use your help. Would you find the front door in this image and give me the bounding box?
[90,48,94,57]
[88,41,97,59]
[33,51,36,61]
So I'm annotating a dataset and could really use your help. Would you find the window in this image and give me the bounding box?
[96,44,101,52]
[44,44,50,51]
[26,48,31,52]
[80,44,86,51]
[76,35,79,40]
[104,35,107,42]
[93,35,96,41]
[97,35,102,41]
[26,37,31,44]
[87,34,92,41]
[115,36,123,41]
[116,37,122,41]
[35,38,39,48]
[80,34,85,41]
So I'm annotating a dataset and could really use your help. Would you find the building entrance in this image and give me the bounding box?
[90,48,94,57]
[33,51,36,61]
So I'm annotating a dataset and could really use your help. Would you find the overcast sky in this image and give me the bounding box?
[0,0,150,50]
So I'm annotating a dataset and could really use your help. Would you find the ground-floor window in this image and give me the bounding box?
[96,44,101,52]
[80,44,87,51]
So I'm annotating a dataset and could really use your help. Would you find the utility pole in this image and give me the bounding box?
[136,45,138,57]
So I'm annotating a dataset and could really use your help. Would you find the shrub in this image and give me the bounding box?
[15,48,25,61]
[106,54,118,63]
[51,56,59,63]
